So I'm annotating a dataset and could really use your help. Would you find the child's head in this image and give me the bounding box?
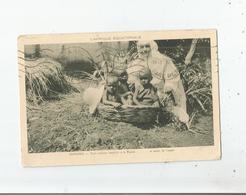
[113,68,128,83]
[119,70,128,82]
[139,68,152,86]
[106,75,119,93]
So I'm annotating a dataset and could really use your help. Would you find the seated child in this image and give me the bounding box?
[114,69,135,105]
[133,68,160,107]
[102,74,122,108]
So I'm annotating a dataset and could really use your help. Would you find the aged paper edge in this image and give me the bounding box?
[18,29,221,167]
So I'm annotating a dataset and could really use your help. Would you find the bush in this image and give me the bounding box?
[177,61,212,115]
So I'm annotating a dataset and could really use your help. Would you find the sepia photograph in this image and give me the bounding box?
[18,30,220,166]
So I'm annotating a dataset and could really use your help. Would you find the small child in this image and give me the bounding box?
[114,69,135,105]
[102,75,121,108]
[133,68,160,107]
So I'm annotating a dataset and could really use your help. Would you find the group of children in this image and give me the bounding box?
[102,68,160,108]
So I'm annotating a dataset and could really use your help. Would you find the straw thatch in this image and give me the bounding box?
[25,57,71,103]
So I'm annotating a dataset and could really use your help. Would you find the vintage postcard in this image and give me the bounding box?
[18,29,220,166]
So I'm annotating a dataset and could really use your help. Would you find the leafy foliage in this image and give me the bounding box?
[178,62,212,114]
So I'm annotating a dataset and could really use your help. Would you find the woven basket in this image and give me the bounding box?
[98,104,159,124]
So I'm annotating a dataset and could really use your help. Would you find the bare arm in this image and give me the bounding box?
[152,86,160,108]
[133,89,142,106]
[121,96,127,105]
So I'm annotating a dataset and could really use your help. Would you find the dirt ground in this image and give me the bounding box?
[26,79,214,153]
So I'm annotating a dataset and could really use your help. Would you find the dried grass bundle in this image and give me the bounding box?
[25,57,71,103]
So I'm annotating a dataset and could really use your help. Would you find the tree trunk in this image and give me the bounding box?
[185,39,198,65]
[34,44,41,58]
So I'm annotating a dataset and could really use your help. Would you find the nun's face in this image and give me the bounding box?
[137,42,151,57]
